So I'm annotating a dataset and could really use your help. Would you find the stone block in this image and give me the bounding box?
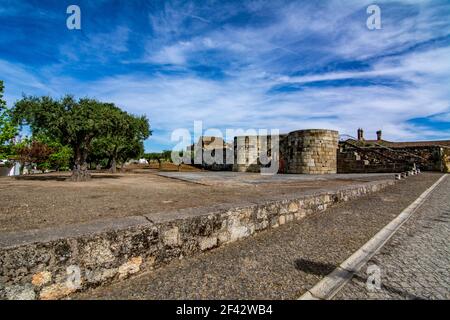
[199,237,218,251]
[163,227,180,246]
[40,282,76,300]
[32,271,52,287]
[118,256,143,279]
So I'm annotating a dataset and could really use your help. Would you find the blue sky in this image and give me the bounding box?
[0,0,449,152]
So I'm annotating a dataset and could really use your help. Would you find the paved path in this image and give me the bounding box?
[73,173,443,300]
[335,175,450,300]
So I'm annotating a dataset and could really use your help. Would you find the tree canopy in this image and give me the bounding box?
[144,150,175,163]
[12,95,151,181]
[14,135,73,171]
[90,110,150,172]
[15,140,53,169]
[0,81,18,159]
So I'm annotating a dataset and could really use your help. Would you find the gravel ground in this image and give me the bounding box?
[72,172,442,300]
[0,171,369,233]
[334,175,450,300]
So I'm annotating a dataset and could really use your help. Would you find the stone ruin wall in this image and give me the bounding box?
[233,136,261,173]
[284,130,339,174]
[232,129,339,174]
[337,144,450,173]
[441,148,450,173]
[201,129,446,174]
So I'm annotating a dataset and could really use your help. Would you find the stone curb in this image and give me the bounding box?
[299,174,447,300]
[0,179,395,300]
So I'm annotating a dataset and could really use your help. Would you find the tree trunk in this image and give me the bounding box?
[110,157,117,173]
[106,157,112,170]
[71,149,91,181]
[157,159,162,170]
[71,163,91,181]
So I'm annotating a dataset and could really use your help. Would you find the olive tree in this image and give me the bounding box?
[0,81,18,159]
[13,95,150,181]
[91,111,150,173]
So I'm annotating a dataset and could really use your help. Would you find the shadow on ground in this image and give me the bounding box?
[294,258,336,276]
[14,174,122,181]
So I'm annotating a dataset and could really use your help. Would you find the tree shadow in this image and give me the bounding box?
[14,175,69,181]
[294,258,336,276]
[14,174,122,181]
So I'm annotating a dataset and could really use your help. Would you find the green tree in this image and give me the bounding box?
[144,152,163,162]
[162,150,173,162]
[117,139,145,171]
[12,95,148,181]
[15,140,53,171]
[91,111,150,173]
[47,145,73,171]
[30,134,73,171]
[13,135,72,172]
[0,81,18,159]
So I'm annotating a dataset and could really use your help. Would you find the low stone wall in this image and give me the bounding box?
[338,151,410,173]
[0,179,394,300]
[338,143,449,173]
[441,148,450,173]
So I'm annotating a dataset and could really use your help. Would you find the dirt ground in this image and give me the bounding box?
[0,170,391,233]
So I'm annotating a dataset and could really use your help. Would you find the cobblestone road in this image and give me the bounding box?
[335,175,450,300]
[73,173,444,300]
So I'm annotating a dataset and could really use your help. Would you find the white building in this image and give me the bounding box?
[0,161,21,177]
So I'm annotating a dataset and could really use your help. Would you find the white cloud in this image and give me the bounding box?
[1,0,449,150]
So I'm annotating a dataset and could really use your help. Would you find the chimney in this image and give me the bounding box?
[376,130,382,141]
[357,128,364,141]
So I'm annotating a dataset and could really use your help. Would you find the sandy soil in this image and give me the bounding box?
[0,171,378,233]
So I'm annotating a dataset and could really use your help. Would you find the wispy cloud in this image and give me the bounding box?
[0,0,449,151]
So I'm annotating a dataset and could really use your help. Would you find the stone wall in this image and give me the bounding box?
[233,135,286,173]
[285,130,339,174]
[233,130,339,174]
[442,148,450,173]
[233,135,260,172]
[194,147,233,171]
[338,149,410,173]
[338,143,449,173]
[0,179,394,300]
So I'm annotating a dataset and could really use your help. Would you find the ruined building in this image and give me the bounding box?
[233,129,339,174]
[186,136,233,171]
[190,128,449,174]
[338,129,450,173]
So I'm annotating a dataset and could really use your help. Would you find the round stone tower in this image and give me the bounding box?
[285,129,339,174]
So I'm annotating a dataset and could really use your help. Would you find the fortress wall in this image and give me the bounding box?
[285,130,339,174]
[232,130,339,174]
